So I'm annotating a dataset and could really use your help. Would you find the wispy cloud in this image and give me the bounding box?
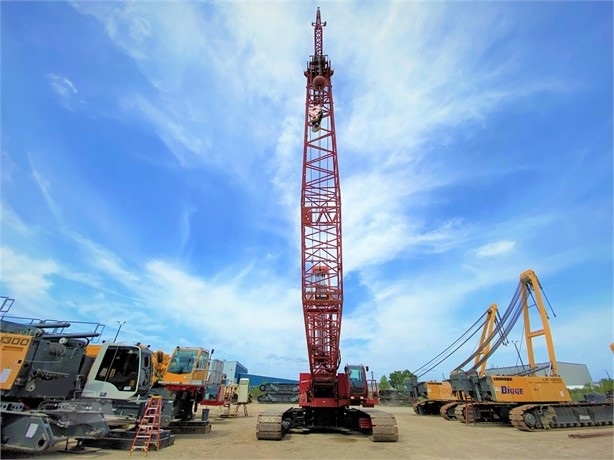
[28,153,63,223]
[120,95,210,168]
[68,232,140,286]
[0,201,31,236]
[47,73,84,110]
[475,240,516,258]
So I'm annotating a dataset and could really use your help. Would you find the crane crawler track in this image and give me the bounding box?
[509,402,614,432]
[439,402,459,420]
[255,410,286,440]
[256,408,398,442]
[413,400,452,416]
[454,403,479,424]
[365,410,399,442]
[454,402,512,425]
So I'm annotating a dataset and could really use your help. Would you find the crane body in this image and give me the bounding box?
[256,9,397,441]
[449,270,613,431]
[406,304,499,418]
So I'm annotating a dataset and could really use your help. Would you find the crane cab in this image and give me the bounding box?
[160,347,210,388]
[345,364,367,397]
[344,364,378,407]
[82,343,153,399]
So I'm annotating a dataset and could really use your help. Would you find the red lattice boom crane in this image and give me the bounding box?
[256,8,398,441]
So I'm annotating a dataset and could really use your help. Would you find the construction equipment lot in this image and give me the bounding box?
[10,403,612,460]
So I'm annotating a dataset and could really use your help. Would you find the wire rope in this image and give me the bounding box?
[413,310,487,378]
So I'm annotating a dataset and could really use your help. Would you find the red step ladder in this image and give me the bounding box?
[129,395,162,456]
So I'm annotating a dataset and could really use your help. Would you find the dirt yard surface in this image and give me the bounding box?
[6,403,613,460]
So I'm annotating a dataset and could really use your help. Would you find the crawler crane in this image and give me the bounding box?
[255,9,398,442]
[449,270,613,431]
[0,302,110,453]
[156,346,225,432]
[405,304,500,419]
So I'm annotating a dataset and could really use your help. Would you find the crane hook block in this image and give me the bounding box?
[308,105,323,132]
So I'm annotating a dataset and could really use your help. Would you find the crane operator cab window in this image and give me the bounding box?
[167,349,198,374]
[95,346,140,392]
[346,364,367,396]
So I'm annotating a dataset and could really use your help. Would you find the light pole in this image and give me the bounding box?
[113,321,126,343]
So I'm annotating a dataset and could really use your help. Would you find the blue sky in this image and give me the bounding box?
[1,1,612,382]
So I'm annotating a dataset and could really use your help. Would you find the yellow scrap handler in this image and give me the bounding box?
[449,270,613,431]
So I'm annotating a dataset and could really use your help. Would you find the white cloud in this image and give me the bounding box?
[0,201,31,236]
[0,236,306,373]
[475,240,516,258]
[68,233,140,286]
[0,246,59,311]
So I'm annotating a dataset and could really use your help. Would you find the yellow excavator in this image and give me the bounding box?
[405,304,499,419]
[449,270,613,431]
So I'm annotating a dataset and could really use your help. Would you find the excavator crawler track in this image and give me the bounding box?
[510,402,614,432]
[412,401,424,415]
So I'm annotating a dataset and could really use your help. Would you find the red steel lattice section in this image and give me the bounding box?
[301,8,342,386]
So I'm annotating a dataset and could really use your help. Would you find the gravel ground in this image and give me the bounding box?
[4,402,613,460]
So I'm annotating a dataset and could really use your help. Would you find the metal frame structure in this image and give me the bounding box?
[300,7,343,400]
[255,10,398,441]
